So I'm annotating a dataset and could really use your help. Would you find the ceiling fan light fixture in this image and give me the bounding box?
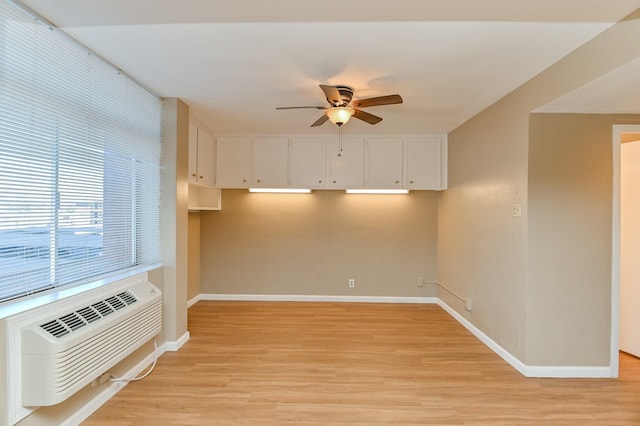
[326,107,354,126]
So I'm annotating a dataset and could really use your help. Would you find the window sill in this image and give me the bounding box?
[0,263,164,320]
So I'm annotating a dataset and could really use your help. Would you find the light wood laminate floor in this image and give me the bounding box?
[84,301,640,425]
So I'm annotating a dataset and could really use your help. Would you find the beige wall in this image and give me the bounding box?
[440,10,640,366]
[200,189,438,298]
[188,212,201,302]
[160,98,190,342]
[528,113,640,366]
[439,108,529,359]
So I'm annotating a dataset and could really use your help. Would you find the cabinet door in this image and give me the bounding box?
[405,137,443,190]
[366,137,403,189]
[196,127,215,186]
[188,121,198,184]
[328,137,364,189]
[217,137,252,188]
[290,138,327,189]
[252,137,289,188]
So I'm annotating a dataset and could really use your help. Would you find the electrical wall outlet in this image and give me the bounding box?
[348,279,355,288]
[512,203,522,218]
[417,275,424,287]
[91,373,111,387]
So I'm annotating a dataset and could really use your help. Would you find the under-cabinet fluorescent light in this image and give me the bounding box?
[248,188,312,194]
[345,189,410,194]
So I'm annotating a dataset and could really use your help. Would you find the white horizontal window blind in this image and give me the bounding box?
[0,1,161,303]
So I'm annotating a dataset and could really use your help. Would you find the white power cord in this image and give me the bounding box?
[109,338,158,383]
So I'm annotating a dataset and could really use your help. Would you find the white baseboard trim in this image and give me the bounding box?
[436,299,614,378]
[198,293,438,304]
[187,294,201,308]
[436,299,528,376]
[524,365,613,378]
[62,339,166,426]
[164,330,190,352]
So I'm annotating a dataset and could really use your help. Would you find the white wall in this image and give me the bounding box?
[621,139,640,357]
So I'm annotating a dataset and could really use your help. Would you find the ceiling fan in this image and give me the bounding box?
[276,84,403,127]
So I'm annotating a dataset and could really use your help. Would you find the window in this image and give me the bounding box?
[0,1,161,303]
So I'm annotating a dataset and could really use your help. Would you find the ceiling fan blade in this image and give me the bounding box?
[351,94,403,108]
[353,109,383,125]
[276,106,326,110]
[319,85,343,106]
[310,114,329,127]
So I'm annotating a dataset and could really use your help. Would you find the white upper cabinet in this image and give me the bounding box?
[327,137,365,189]
[196,127,215,186]
[188,121,215,186]
[213,134,446,191]
[405,136,446,190]
[366,137,403,189]
[188,120,220,210]
[290,138,327,189]
[188,121,198,184]
[252,137,289,188]
[216,137,252,188]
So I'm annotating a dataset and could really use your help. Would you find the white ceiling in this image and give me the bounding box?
[19,0,640,135]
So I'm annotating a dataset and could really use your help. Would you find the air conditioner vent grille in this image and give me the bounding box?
[39,291,137,339]
[40,320,69,338]
[105,295,126,310]
[118,291,137,305]
[76,306,100,324]
[59,312,85,331]
[92,300,114,317]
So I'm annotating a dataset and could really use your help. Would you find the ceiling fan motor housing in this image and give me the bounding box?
[330,85,354,106]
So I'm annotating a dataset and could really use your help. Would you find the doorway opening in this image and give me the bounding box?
[612,125,640,377]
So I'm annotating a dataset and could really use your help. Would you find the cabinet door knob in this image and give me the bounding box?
[318,180,322,184]
[395,180,399,184]
[192,173,197,177]
[243,179,246,183]
[410,180,414,184]
[199,175,204,179]
[257,179,261,183]
[333,180,336,184]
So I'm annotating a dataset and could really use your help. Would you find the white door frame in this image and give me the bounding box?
[611,124,640,377]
